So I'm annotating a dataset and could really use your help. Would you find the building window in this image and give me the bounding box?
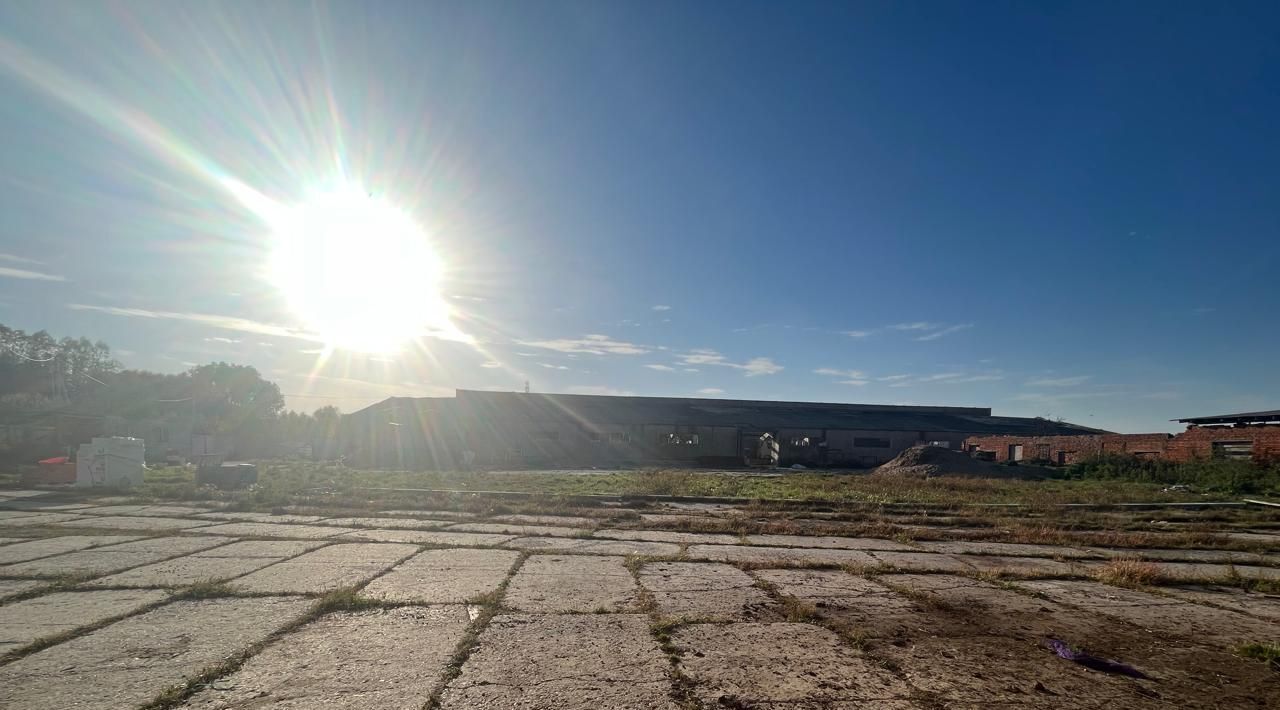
[789,436,812,447]
[854,437,891,448]
[609,432,631,444]
[664,433,700,446]
[587,432,603,442]
[1212,440,1253,460]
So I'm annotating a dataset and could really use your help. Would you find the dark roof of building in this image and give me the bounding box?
[1175,410,1280,425]
[381,390,1104,436]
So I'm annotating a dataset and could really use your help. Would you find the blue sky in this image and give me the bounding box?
[0,1,1276,433]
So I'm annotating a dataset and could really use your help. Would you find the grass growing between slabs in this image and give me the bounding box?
[1235,642,1280,666]
[129,460,1271,509]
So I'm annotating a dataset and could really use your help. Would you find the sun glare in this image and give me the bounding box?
[267,187,460,353]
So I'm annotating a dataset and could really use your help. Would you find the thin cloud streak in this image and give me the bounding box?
[518,334,650,355]
[0,266,66,282]
[1026,375,1092,387]
[567,385,635,396]
[681,349,783,376]
[890,322,940,331]
[68,303,318,341]
[814,368,871,386]
[915,323,973,341]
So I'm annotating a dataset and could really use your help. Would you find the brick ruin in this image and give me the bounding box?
[963,425,1280,465]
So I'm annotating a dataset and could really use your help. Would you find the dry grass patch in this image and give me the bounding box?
[170,581,239,600]
[1235,642,1280,669]
[778,595,822,622]
[1092,558,1167,588]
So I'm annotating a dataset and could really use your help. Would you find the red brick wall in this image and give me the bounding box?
[963,434,1171,463]
[965,427,1280,464]
[1164,425,1280,463]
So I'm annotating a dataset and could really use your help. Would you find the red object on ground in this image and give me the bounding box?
[25,461,76,484]
[38,456,70,465]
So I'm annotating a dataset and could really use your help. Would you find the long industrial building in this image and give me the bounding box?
[341,390,1102,470]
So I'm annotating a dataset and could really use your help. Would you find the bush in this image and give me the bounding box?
[1062,454,1280,495]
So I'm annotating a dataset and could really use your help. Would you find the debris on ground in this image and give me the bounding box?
[874,445,1045,479]
[1043,638,1150,678]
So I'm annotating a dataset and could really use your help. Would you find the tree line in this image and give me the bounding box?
[0,324,341,461]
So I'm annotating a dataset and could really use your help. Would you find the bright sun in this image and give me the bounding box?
[267,188,461,353]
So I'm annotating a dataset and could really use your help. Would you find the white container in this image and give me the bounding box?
[76,437,145,488]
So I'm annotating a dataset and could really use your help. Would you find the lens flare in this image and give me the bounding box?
[267,187,464,353]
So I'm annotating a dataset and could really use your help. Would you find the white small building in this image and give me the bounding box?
[76,437,145,488]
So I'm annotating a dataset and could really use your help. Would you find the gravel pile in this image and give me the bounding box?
[874,445,1039,478]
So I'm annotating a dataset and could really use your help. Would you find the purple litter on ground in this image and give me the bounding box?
[1044,638,1150,679]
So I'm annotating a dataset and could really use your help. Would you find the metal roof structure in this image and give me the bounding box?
[1174,410,1280,426]
[355,390,1108,436]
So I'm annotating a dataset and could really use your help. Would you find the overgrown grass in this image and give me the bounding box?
[170,581,238,600]
[1063,454,1280,495]
[1091,558,1167,588]
[423,553,523,710]
[1236,642,1280,667]
[132,460,1262,509]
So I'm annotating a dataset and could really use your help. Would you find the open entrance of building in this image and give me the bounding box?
[743,431,779,467]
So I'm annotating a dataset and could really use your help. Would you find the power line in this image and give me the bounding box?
[281,392,381,400]
[2,343,56,362]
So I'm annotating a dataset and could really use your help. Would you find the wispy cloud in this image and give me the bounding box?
[944,373,1002,382]
[567,385,635,396]
[890,322,941,331]
[1011,390,1123,403]
[696,388,725,396]
[652,304,672,311]
[644,364,676,371]
[842,330,873,338]
[1025,375,1092,387]
[519,334,649,356]
[814,367,869,385]
[890,372,1004,386]
[479,360,502,369]
[740,357,783,376]
[203,336,241,344]
[886,321,974,341]
[682,349,729,366]
[915,323,973,341]
[68,303,317,341]
[0,253,43,265]
[0,266,66,282]
[680,349,782,376]
[538,363,570,371]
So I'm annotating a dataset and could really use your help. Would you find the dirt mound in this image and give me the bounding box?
[875,445,1039,478]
